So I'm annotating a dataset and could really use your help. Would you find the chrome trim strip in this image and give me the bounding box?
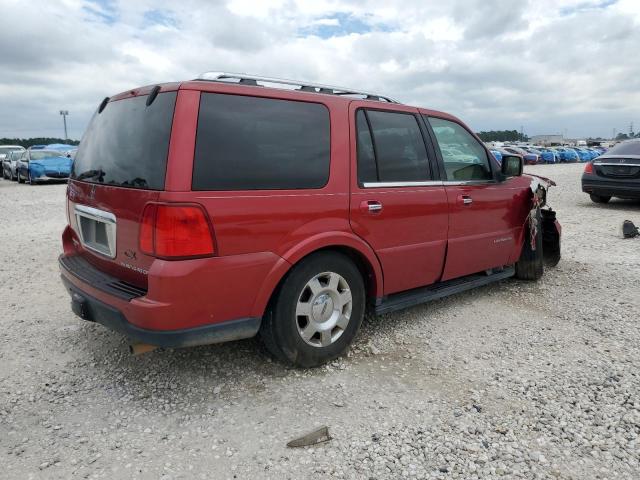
[362,181,443,188]
[74,204,116,223]
[594,162,640,167]
[441,180,496,186]
[74,205,117,259]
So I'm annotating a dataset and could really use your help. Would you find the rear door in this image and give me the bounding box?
[349,102,448,295]
[67,88,178,287]
[425,116,525,281]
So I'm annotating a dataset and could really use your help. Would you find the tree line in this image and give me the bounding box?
[0,137,80,148]
[476,130,529,142]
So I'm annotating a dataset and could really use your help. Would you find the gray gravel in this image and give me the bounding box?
[1,163,639,479]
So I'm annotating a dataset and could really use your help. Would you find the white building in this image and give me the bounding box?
[530,134,564,145]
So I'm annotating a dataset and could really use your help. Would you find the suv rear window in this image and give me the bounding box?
[192,93,330,191]
[72,92,177,190]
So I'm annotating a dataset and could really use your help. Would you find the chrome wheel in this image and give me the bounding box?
[295,271,352,347]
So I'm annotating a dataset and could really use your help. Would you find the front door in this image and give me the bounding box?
[349,103,449,295]
[426,116,523,281]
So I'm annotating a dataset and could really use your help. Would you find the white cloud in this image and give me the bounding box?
[0,0,638,139]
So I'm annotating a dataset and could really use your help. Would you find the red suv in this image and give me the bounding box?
[60,72,561,367]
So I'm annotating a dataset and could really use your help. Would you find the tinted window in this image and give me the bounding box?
[428,117,492,181]
[356,110,377,184]
[604,140,640,156]
[72,92,176,190]
[193,94,330,190]
[365,110,430,182]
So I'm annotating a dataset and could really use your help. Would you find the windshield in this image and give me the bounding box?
[605,141,640,156]
[72,91,177,190]
[0,147,21,155]
[30,150,64,160]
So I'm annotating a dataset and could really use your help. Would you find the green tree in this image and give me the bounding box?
[0,137,80,148]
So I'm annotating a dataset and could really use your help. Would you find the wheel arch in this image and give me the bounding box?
[250,232,383,318]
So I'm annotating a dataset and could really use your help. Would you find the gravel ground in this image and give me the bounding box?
[1,163,639,479]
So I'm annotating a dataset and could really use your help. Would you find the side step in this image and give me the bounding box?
[374,266,515,315]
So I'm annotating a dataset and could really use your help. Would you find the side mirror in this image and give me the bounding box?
[501,154,523,177]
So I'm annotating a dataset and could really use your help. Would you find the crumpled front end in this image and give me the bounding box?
[527,174,561,266]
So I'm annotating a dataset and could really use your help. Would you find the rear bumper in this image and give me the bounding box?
[582,175,640,199]
[59,254,262,347]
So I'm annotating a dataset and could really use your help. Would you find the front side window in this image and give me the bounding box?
[427,117,492,181]
[356,109,430,184]
[193,93,330,190]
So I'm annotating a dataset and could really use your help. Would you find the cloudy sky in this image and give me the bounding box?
[1,0,638,139]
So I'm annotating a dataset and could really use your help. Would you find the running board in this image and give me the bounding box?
[374,266,515,315]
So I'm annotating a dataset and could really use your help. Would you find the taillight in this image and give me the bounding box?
[584,162,594,174]
[139,203,215,259]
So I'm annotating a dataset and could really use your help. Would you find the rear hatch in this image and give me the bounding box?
[67,88,177,288]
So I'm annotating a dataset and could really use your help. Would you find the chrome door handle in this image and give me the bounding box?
[360,200,383,214]
[458,195,473,205]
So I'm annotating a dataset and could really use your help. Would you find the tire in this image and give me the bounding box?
[516,208,544,281]
[17,170,24,183]
[590,194,611,204]
[260,251,365,367]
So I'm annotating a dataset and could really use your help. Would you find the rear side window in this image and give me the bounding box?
[427,117,492,181]
[72,92,176,190]
[193,93,330,190]
[356,109,430,184]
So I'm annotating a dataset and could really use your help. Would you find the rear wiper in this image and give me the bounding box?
[76,169,105,181]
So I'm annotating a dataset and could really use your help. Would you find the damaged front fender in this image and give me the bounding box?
[525,174,561,266]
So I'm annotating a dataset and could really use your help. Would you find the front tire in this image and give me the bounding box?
[590,194,611,204]
[516,208,544,281]
[17,170,24,183]
[260,252,365,367]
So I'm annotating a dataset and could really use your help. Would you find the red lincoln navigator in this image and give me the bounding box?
[59,72,561,367]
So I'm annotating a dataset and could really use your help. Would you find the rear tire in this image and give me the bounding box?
[516,208,544,281]
[260,252,365,368]
[590,194,611,204]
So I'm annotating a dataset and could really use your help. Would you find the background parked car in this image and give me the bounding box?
[524,146,556,164]
[2,150,24,180]
[582,139,640,203]
[570,148,593,162]
[503,146,539,164]
[553,147,580,162]
[17,149,72,184]
[489,149,503,164]
[0,145,25,178]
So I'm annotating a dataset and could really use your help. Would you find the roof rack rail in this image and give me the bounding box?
[195,71,400,104]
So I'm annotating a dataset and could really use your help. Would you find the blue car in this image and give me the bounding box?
[534,147,559,163]
[569,148,592,162]
[586,148,601,160]
[553,147,579,162]
[489,149,503,164]
[16,149,72,184]
[527,147,556,164]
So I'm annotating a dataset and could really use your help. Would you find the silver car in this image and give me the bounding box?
[1,146,26,180]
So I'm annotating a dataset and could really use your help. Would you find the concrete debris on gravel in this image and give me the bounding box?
[1,163,639,479]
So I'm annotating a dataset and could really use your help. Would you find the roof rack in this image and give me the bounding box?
[195,71,400,104]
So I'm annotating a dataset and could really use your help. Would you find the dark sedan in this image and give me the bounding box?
[582,139,640,203]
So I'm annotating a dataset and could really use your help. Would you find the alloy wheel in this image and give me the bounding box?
[295,271,353,347]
